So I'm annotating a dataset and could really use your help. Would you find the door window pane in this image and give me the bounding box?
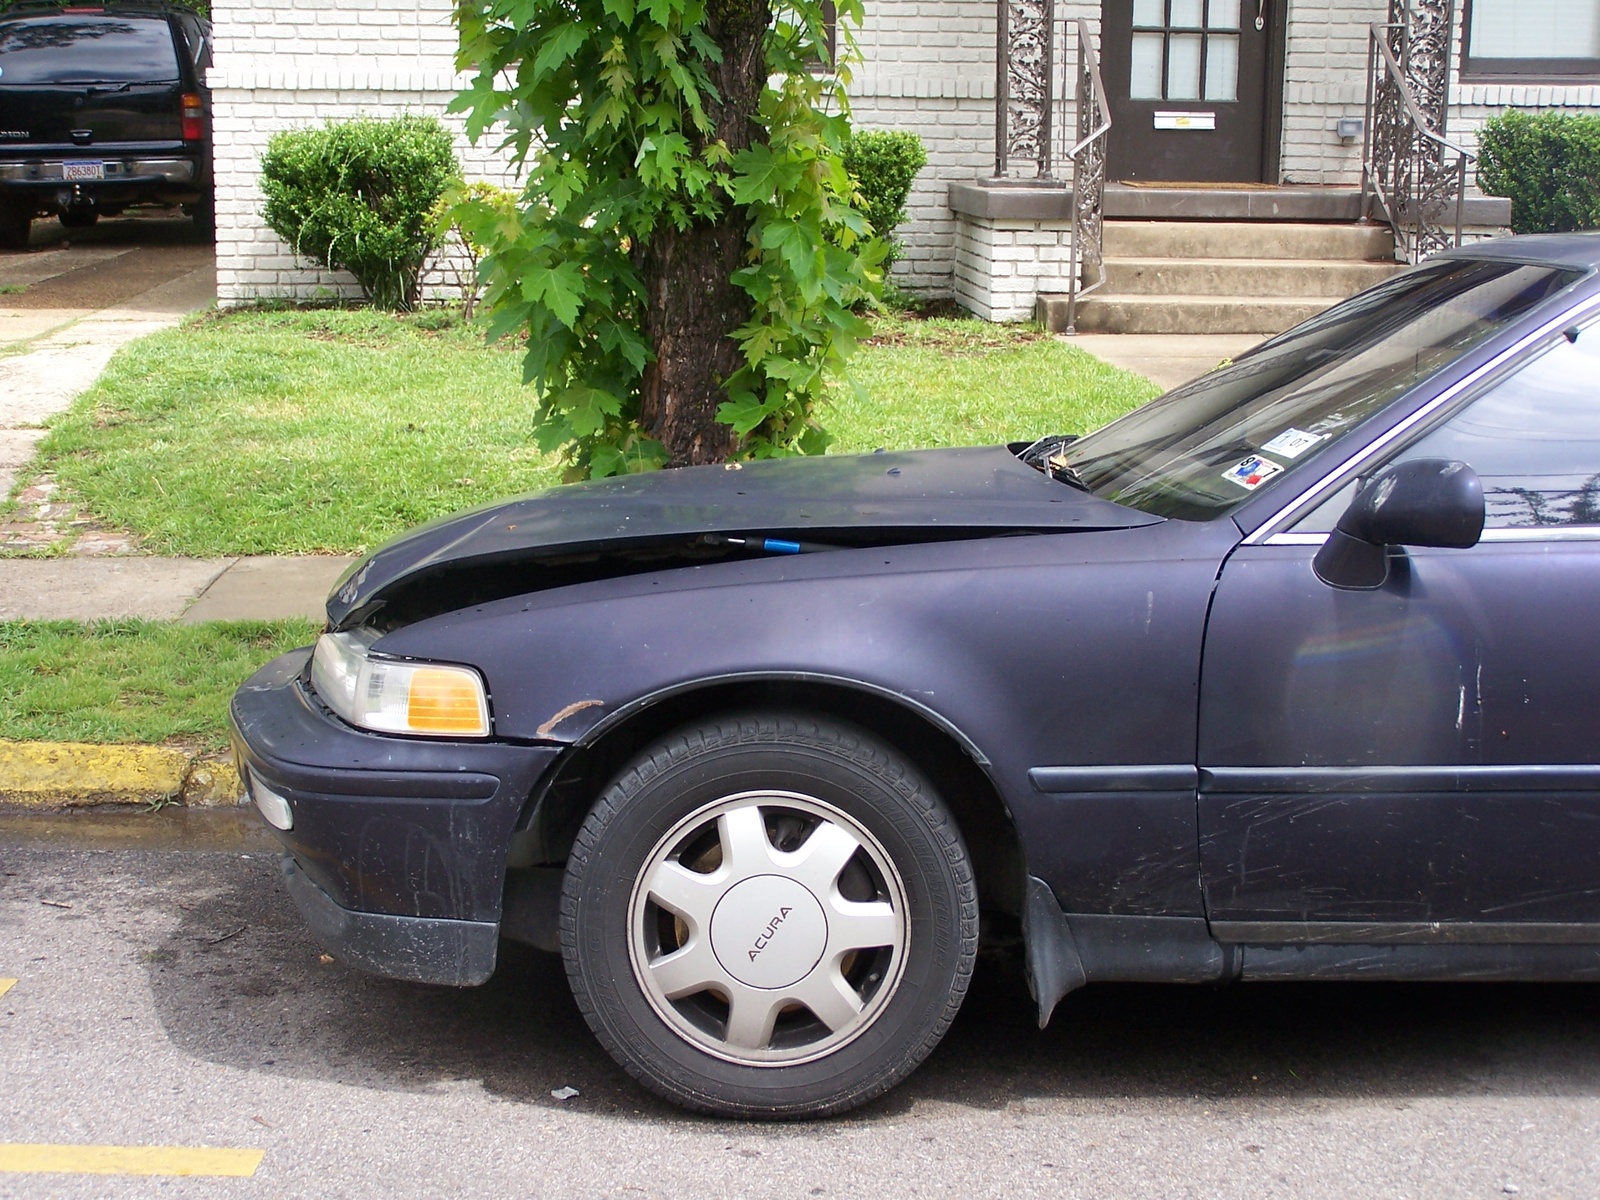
[1399,327,1600,528]
[1167,33,1203,99]
[1131,32,1166,98]
[1205,33,1239,100]
[1133,0,1165,27]
[1207,0,1240,29]
[1170,0,1204,28]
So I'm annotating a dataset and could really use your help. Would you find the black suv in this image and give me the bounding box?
[0,2,212,248]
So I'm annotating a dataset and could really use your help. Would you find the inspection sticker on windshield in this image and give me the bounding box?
[1223,455,1284,490]
[1261,427,1325,459]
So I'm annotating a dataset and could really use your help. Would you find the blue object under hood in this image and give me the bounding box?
[325,445,1160,628]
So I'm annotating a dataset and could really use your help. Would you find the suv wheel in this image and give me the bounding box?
[0,203,30,250]
[561,711,978,1118]
[185,193,215,239]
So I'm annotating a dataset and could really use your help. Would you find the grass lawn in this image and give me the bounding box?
[26,306,1160,558]
[0,620,320,750]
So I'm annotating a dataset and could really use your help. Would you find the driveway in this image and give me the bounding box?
[0,209,214,519]
[0,210,211,346]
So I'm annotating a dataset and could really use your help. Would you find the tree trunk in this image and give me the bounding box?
[635,0,770,467]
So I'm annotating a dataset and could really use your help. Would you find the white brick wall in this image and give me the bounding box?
[209,0,1600,309]
[208,0,513,306]
[209,0,1020,303]
[953,215,1075,319]
[1278,0,1384,183]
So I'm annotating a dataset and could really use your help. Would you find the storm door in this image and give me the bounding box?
[1100,0,1273,181]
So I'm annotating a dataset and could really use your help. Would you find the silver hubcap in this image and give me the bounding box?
[628,791,908,1066]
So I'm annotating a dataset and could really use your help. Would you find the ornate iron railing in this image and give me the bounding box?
[1361,3,1471,263]
[994,0,1056,178]
[1063,18,1111,335]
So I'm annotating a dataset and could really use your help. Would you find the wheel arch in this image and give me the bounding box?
[514,674,1028,922]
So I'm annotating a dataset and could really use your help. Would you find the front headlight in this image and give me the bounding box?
[310,630,491,738]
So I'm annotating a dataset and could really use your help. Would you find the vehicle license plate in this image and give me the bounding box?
[62,160,104,181]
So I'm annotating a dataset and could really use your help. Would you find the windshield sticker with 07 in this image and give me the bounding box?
[1261,427,1325,458]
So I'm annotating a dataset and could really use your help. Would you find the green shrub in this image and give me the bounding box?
[260,116,460,311]
[842,130,928,267]
[1476,110,1600,235]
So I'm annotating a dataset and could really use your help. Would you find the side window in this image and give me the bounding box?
[178,15,210,71]
[1291,324,1600,533]
[1397,326,1600,528]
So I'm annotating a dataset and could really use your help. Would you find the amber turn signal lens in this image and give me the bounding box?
[406,667,491,734]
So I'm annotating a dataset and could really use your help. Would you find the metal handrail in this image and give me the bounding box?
[1064,18,1112,335]
[1361,21,1473,262]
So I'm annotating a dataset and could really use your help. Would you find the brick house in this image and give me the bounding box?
[207,0,1596,325]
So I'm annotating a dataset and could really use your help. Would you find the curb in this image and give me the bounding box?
[0,741,245,809]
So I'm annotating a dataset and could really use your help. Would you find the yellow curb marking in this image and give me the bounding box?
[0,1144,264,1177]
[0,978,14,998]
[0,741,190,808]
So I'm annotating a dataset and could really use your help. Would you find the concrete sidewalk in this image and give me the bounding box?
[1064,332,1265,390]
[0,554,354,623]
[0,250,216,502]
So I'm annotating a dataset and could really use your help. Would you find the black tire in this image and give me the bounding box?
[59,207,98,229]
[186,193,215,239]
[561,711,977,1119]
[0,203,30,251]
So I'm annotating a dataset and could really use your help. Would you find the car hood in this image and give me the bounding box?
[326,445,1161,628]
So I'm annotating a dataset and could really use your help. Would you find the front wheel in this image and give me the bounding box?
[561,712,977,1118]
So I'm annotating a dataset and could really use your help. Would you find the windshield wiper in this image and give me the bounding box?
[1045,457,1089,491]
[1017,433,1089,491]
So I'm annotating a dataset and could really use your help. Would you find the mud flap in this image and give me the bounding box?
[1023,875,1087,1028]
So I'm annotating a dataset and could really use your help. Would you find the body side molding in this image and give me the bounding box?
[1029,765,1199,793]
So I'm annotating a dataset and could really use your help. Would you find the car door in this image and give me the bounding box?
[1197,318,1600,939]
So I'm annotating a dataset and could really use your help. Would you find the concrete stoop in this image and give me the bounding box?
[1039,220,1404,335]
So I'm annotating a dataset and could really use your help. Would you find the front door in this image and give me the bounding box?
[1100,0,1273,182]
[1196,320,1600,937]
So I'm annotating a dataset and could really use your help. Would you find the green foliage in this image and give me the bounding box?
[842,129,927,267]
[259,116,461,311]
[450,0,882,478]
[430,180,520,319]
[31,307,1156,557]
[0,619,319,750]
[1476,110,1600,235]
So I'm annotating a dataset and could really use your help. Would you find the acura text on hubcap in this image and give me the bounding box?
[628,792,908,1066]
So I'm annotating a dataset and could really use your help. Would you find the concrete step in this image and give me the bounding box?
[1038,293,1337,335]
[1102,256,1403,297]
[1102,221,1397,261]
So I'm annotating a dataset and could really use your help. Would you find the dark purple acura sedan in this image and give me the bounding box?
[232,233,1600,1118]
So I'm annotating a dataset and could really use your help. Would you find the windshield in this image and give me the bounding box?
[1061,258,1585,520]
[0,16,179,85]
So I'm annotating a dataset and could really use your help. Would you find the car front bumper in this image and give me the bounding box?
[230,648,562,986]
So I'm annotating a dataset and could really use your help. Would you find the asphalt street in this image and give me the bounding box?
[0,837,1597,1198]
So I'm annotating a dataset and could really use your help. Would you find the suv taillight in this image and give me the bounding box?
[181,94,204,142]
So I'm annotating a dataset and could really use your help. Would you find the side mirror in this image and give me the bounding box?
[1313,458,1485,589]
